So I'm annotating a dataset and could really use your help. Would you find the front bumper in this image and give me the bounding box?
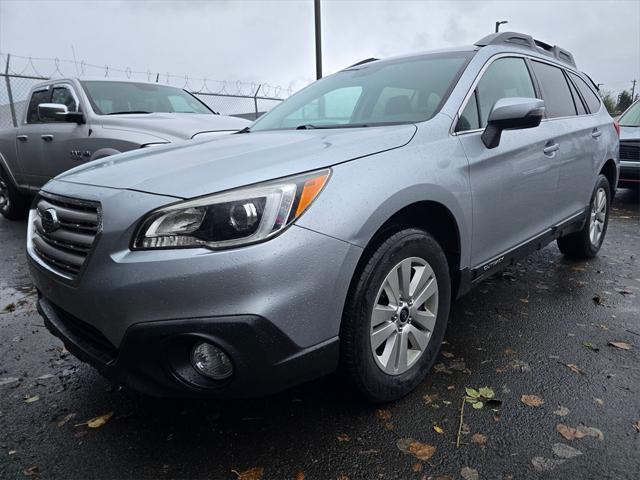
[29,180,362,397]
[38,296,339,398]
[619,160,640,187]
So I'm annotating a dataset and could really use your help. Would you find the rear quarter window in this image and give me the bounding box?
[568,72,601,113]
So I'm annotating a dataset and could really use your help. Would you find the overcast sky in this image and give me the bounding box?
[0,0,638,96]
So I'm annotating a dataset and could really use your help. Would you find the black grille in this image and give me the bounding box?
[30,193,100,279]
[49,302,117,364]
[620,141,640,162]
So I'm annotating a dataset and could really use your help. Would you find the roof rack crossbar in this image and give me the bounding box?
[474,31,576,68]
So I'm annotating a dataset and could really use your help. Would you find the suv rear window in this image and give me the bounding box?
[568,72,601,113]
[531,61,576,118]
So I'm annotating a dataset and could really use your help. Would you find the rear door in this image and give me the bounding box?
[16,87,50,188]
[455,56,562,268]
[529,60,591,220]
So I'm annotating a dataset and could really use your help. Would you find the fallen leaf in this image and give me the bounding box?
[2,303,16,313]
[411,463,422,473]
[594,398,604,407]
[396,438,436,461]
[521,395,544,407]
[519,298,529,303]
[572,266,586,272]
[433,425,444,434]
[423,393,438,404]
[465,387,480,398]
[234,467,264,480]
[583,342,599,352]
[471,433,487,445]
[504,348,515,355]
[565,363,584,375]
[294,471,305,480]
[532,457,565,472]
[86,411,114,429]
[434,362,452,374]
[337,433,350,442]
[576,425,604,441]
[609,341,632,350]
[337,475,350,480]
[57,413,76,427]
[441,350,455,358]
[552,443,582,459]
[460,467,479,480]
[24,395,39,404]
[434,476,454,480]
[556,423,586,441]
[23,466,38,476]
[592,295,604,305]
[553,406,570,417]
[375,409,391,421]
[479,387,495,399]
[0,377,20,386]
[633,421,640,433]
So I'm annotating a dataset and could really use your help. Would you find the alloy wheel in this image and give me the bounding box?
[370,257,438,375]
[589,187,607,246]
[0,178,9,212]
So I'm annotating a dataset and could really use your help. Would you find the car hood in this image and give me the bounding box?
[620,125,640,141]
[99,113,251,141]
[56,124,417,198]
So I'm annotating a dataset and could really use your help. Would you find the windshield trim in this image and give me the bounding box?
[80,80,216,116]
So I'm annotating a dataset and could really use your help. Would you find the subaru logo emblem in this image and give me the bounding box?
[41,208,60,233]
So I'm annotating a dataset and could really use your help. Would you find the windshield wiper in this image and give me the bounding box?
[236,126,251,134]
[107,110,152,115]
[296,123,374,130]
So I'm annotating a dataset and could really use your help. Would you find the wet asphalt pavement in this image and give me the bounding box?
[0,189,639,480]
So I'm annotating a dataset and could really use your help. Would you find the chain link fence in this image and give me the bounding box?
[0,53,291,128]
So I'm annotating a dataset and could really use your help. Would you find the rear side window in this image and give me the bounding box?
[566,78,587,115]
[568,72,601,113]
[26,89,50,124]
[456,57,536,132]
[531,61,576,118]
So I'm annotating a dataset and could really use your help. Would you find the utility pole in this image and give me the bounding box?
[495,20,508,32]
[314,0,322,80]
[632,79,637,102]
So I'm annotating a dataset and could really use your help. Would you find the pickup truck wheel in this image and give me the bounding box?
[557,174,611,259]
[341,228,451,402]
[0,169,30,220]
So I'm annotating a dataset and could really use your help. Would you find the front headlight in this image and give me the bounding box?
[132,169,330,250]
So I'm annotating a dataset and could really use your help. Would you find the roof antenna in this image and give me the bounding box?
[155,73,159,83]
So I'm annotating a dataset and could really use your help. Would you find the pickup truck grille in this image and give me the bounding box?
[620,141,640,162]
[30,193,101,280]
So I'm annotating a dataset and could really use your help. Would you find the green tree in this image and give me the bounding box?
[616,90,633,113]
[601,91,617,115]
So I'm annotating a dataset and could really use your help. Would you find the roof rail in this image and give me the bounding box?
[474,31,576,68]
[347,57,379,68]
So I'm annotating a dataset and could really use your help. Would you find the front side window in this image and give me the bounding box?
[619,101,640,126]
[456,57,536,132]
[568,72,601,114]
[251,52,473,131]
[26,89,50,124]
[531,61,576,118]
[81,81,212,115]
[51,86,78,113]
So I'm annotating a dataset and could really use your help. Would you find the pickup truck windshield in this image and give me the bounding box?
[251,51,473,131]
[81,81,213,115]
[619,101,640,127]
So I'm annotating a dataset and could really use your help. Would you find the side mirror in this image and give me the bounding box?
[481,97,545,149]
[37,103,85,124]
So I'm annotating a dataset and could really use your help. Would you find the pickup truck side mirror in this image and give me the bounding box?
[481,97,545,149]
[38,103,85,124]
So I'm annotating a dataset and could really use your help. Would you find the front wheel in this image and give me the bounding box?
[557,174,611,259]
[341,229,451,402]
[0,168,30,220]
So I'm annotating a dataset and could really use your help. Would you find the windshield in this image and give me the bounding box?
[81,81,213,115]
[620,101,640,127]
[251,51,473,131]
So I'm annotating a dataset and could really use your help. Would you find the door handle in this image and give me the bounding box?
[543,143,559,156]
[591,129,602,139]
[16,135,28,142]
[40,134,54,142]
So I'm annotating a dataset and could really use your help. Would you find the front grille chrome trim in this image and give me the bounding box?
[27,192,102,282]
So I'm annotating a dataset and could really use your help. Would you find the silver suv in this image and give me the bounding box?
[0,79,249,219]
[28,32,619,401]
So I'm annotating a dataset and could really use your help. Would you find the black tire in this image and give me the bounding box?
[340,228,451,402]
[557,174,611,259]
[0,167,30,221]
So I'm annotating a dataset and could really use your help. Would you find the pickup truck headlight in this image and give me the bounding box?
[132,169,330,250]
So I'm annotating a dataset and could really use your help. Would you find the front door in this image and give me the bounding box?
[16,87,50,188]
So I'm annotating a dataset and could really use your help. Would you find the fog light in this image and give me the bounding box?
[191,342,233,380]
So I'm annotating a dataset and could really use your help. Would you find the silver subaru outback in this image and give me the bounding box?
[28,32,619,402]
